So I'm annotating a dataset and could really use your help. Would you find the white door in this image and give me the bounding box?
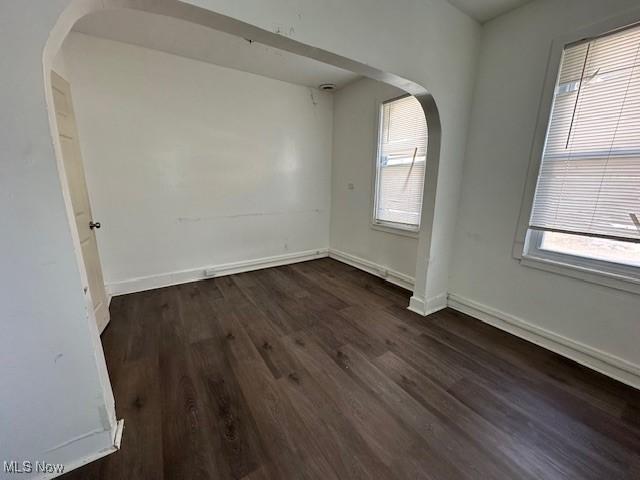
[51,71,110,332]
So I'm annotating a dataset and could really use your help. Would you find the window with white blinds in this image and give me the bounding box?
[373,95,427,230]
[529,23,640,243]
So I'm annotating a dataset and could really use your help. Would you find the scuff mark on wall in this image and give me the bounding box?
[272,25,295,37]
[309,88,318,106]
[176,208,323,223]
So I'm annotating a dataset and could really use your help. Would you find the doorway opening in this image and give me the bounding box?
[44,1,441,472]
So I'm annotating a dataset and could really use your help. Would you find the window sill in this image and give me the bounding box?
[520,253,640,295]
[370,222,420,239]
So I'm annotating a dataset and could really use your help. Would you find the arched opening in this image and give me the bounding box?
[42,0,442,473]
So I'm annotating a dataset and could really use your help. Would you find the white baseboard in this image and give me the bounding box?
[408,296,425,315]
[35,419,123,480]
[408,293,447,316]
[447,293,640,390]
[106,249,329,296]
[107,247,412,298]
[112,419,124,450]
[328,249,414,291]
[103,248,640,390]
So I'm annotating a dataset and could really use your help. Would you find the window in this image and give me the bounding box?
[373,95,427,233]
[524,22,640,281]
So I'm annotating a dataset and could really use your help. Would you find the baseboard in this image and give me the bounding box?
[328,249,414,291]
[103,248,640,389]
[33,419,123,480]
[106,249,329,296]
[447,293,640,390]
[408,293,447,316]
[112,419,124,450]
[408,296,425,315]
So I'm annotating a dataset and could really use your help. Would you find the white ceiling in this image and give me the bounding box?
[73,9,360,90]
[447,0,534,23]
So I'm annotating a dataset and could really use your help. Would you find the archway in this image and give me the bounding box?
[42,0,442,470]
[45,0,443,313]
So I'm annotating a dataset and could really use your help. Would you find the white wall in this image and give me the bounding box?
[451,0,640,386]
[330,78,419,284]
[187,0,482,315]
[59,33,333,292]
[0,1,117,477]
[0,0,479,476]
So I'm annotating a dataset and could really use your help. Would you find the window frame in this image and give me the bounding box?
[371,93,425,237]
[522,229,640,294]
[513,9,640,294]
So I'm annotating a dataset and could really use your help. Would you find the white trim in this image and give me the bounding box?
[447,293,640,390]
[107,249,329,296]
[425,293,448,314]
[408,293,447,316]
[112,419,124,450]
[521,254,640,296]
[328,249,414,291]
[408,295,425,315]
[519,229,640,295]
[33,420,123,480]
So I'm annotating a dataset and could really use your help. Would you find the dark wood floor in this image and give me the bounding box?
[62,258,640,479]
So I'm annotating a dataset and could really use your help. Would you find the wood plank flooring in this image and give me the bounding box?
[61,258,640,479]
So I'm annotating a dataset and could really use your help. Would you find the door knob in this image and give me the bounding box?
[89,221,101,230]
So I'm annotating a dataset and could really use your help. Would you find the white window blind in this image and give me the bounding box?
[374,95,428,229]
[530,23,640,243]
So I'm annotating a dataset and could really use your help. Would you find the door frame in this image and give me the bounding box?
[50,69,109,334]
